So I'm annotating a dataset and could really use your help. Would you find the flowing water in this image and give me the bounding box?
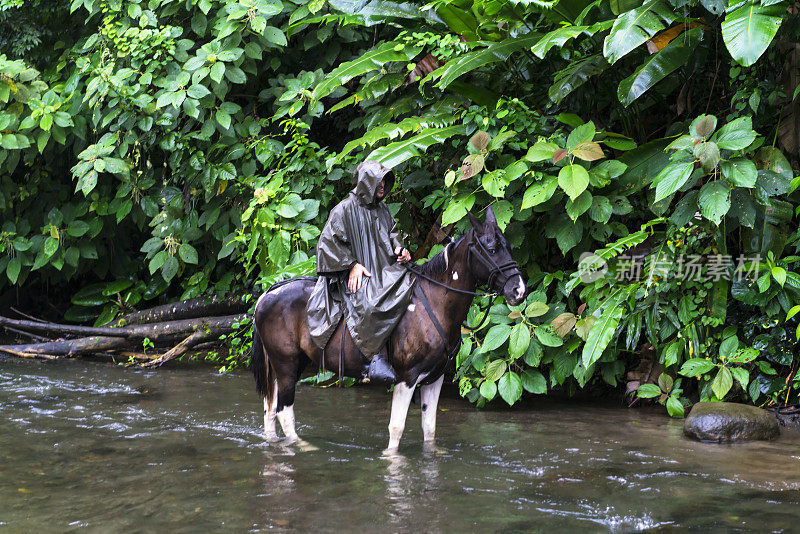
[1,356,800,532]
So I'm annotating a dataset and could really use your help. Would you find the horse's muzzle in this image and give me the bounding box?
[503,274,526,306]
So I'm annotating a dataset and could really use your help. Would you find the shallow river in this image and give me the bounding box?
[1,357,799,532]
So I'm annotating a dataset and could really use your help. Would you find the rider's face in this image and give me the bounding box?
[375,178,385,200]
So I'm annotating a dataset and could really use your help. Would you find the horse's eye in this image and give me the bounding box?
[488,248,496,254]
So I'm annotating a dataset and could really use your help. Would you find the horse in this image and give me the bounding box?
[249,207,525,450]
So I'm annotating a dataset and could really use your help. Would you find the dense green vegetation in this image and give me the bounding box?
[2,0,800,414]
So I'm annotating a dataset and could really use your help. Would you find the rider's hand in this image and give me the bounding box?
[348,263,371,292]
[394,246,411,264]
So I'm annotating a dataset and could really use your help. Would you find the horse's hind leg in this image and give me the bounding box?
[420,375,444,442]
[263,379,278,440]
[274,355,310,442]
[387,380,417,450]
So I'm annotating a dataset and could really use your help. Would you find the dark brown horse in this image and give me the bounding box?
[250,207,525,449]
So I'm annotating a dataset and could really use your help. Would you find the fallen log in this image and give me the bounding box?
[115,294,256,326]
[0,314,246,357]
[140,330,209,368]
[0,335,132,357]
[0,314,248,342]
[0,347,60,360]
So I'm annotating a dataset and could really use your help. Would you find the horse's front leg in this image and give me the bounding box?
[420,375,444,442]
[387,380,417,450]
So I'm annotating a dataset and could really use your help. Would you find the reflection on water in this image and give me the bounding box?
[2,356,800,532]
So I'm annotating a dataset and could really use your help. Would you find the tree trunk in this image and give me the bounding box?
[0,314,247,342]
[115,294,256,326]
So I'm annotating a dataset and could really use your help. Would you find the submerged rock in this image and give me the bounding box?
[683,401,779,442]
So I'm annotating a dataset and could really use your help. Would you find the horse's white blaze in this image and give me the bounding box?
[277,404,298,441]
[263,380,278,439]
[515,276,525,301]
[407,303,416,312]
[420,375,444,442]
[387,379,419,450]
[452,271,458,280]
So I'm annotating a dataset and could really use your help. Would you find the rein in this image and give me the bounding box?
[403,232,521,359]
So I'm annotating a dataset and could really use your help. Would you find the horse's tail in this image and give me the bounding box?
[250,325,273,402]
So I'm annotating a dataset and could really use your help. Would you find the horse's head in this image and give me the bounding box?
[466,207,526,306]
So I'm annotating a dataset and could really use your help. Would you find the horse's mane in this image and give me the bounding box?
[417,234,465,277]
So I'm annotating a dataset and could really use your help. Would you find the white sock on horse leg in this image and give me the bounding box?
[387,380,417,450]
[420,375,444,441]
[276,404,298,441]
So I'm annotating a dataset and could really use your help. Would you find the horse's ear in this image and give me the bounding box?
[467,211,484,233]
[485,206,497,227]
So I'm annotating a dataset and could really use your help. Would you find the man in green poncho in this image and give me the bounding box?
[306,161,415,384]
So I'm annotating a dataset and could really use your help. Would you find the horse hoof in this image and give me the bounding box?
[295,439,319,452]
[422,441,447,455]
[381,446,402,459]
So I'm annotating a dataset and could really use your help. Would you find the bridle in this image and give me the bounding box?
[403,230,524,360]
[465,230,521,292]
[404,230,521,301]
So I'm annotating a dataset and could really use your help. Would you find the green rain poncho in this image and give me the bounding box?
[306,161,416,356]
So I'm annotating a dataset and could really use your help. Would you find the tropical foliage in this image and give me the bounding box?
[3,0,800,414]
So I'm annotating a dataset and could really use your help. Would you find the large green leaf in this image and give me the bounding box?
[652,160,694,202]
[679,358,716,376]
[498,371,523,406]
[436,4,479,41]
[329,0,443,26]
[311,41,423,104]
[617,27,703,106]
[603,0,675,65]
[698,180,731,224]
[521,175,558,209]
[558,164,590,200]
[532,25,589,58]
[334,113,458,164]
[433,35,542,90]
[367,124,467,168]
[617,138,670,193]
[712,116,758,150]
[721,1,785,67]
[581,292,625,367]
[549,55,608,104]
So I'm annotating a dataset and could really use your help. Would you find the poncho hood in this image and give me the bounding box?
[352,161,395,206]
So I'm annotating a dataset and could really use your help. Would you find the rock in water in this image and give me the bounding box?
[684,402,779,442]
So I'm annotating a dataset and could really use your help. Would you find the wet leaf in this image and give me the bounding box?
[637,383,661,398]
[498,371,523,405]
[509,322,531,359]
[521,369,547,394]
[480,324,511,353]
[690,114,717,138]
[470,131,490,151]
[525,301,549,317]
[679,358,715,376]
[551,312,577,337]
[712,366,733,399]
[558,164,590,200]
[698,180,731,224]
[571,141,605,161]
